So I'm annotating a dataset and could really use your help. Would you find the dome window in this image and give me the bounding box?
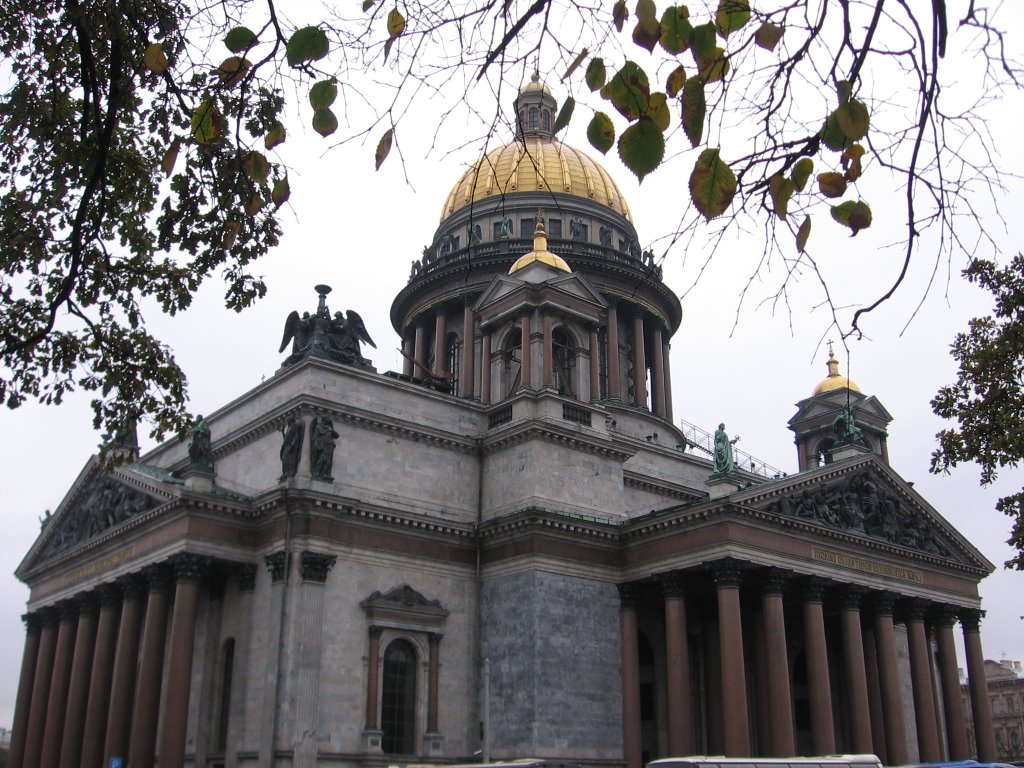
[529,108,538,130]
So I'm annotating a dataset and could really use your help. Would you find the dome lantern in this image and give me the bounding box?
[515,71,558,139]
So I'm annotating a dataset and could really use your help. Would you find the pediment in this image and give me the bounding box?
[474,269,607,325]
[360,584,449,627]
[25,459,173,568]
[789,392,892,429]
[737,456,992,571]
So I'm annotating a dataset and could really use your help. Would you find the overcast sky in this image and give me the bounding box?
[1,1,1022,729]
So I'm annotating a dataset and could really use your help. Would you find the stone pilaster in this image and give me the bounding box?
[618,583,642,768]
[293,551,335,767]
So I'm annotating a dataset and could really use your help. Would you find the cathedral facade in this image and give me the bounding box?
[7,80,1001,768]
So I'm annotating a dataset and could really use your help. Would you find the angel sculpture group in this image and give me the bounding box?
[278,284,376,370]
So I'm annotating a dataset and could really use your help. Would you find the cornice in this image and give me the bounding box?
[481,422,635,461]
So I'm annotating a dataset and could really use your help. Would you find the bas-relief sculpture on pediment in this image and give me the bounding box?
[40,473,161,560]
[760,468,955,559]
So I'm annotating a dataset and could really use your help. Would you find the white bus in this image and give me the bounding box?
[647,755,883,768]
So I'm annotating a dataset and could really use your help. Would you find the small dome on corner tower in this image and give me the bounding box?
[813,348,861,396]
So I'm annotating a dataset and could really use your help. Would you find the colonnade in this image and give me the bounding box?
[618,561,997,768]
[8,552,214,768]
[402,301,674,421]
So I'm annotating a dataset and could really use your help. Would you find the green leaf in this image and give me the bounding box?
[659,6,693,55]
[666,65,687,98]
[769,174,796,219]
[618,117,665,182]
[646,93,670,132]
[796,215,811,252]
[190,100,222,145]
[754,22,784,51]
[286,26,329,67]
[383,37,395,60]
[690,22,716,59]
[835,99,870,141]
[243,151,270,185]
[265,122,287,150]
[245,194,264,216]
[830,200,872,235]
[817,172,847,198]
[680,75,705,146]
[375,128,393,170]
[791,157,814,191]
[585,58,607,91]
[272,176,291,208]
[387,9,406,37]
[224,27,258,53]
[362,0,376,10]
[820,113,850,152]
[600,61,650,121]
[689,147,736,220]
[613,0,629,32]
[715,0,750,38]
[312,108,338,137]
[552,96,575,134]
[587,112,616,154]
[309,79,338,110]
[632,0,660,51]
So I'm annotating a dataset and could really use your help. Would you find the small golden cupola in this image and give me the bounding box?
[812,347,861,395]
[508,210,572,275]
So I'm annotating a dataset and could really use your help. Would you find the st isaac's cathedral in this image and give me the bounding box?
[7,78,1002,768]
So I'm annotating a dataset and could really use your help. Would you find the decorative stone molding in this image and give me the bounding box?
[264,551,289,583]
[76,591,100,615]
[143,563,173,593]
[360,584,449,627]
[900,598,929,623]
[930,603,959,628]
[836,584,868,610]
[22,612,40,633]
[871,590,898,616]
[96,582,121,607]
[299,551,337,583]
[617,582,641,609]
[117,572,147,600]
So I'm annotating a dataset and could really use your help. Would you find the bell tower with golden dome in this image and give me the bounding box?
[788,347,893,470]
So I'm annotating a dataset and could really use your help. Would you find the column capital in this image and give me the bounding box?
[170,552,208,582]
[264,551,290,583]
[58,599,80,621]
[117,572,147,599]
[709,557,745,588]
[369,624,383,640]
[299,550,337,583]
[142,563,174,593]
[871,590,898,616]
[96,582,122,607]
[836,584,868,609]
[22,612,42,633]
[798,576,830,603]
[758,567,790,596]
[76,591,100,615]
[658,570,688,599]
[235,562,258,591]
[427,631,442,647]
[929,603,959,628]
[617,582,642,609]
[900,597,929,623]
[959,607,985,631]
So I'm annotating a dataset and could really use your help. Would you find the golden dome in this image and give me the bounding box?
[509,214,572,274]
[522,71,551,94]
[813,349,861,395]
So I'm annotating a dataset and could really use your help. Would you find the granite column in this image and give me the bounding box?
[962,608,997,761]
[128,564,173,768]
[8,614,42,768]
[713,559,749,756]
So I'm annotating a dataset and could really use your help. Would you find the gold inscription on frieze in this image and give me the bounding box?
[812,548,922,583]
[64,547,135,586]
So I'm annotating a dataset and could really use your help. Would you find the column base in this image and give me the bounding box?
[707,474,742,499]
[183,468,215,492]
[423,732,444,756]
[361,728,384,754]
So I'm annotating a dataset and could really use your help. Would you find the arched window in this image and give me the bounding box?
[552,327,576,397]
[542,110,550,131]
[502,328,522,398]
[529,107,538,129]
[446,332,461,396]
[815,437,835,466]
[381,639,418,755]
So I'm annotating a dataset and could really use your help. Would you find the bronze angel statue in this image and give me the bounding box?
[278,285,376,370]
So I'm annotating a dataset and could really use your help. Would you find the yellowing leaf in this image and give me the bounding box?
[553,96,575,134]
[842,143,865,181]
[586,58,606,91]
[646,93,670,132]
[190,100,223,145]
[754,22,784,51]
[375,128,393,170]
[223,220,240,249]
[224,27,258,53]
[680,75,705,146]
[387,9,406,37]
[635,0,657,24]
[796,215,811,252]
[245,194,264,216]
[821,113,849,152]
[835,99,870,141]
[666,65,687,98]
[618,117,665,182]
[613,0,628,32]
[286,26,329,67]
[265,123,287,150]
[791,157,814,191]
[309,79,338,110]
[715,0,750,37]
[143,43,168,75]
[312,108,338,137]
[216,56,251,87]
[272,176,291,208]
[831,200,872,235]
[161,138,180,177]
[659,6,692,55]
[563,48,589,81]
[600,61,650,121]
[769,174,796,220]
[817,172,847,198]
[689,147,736,220]
[587,112,616,155]
[243,151,270,185]
[632,0,661,52]
[697,47,729,82]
